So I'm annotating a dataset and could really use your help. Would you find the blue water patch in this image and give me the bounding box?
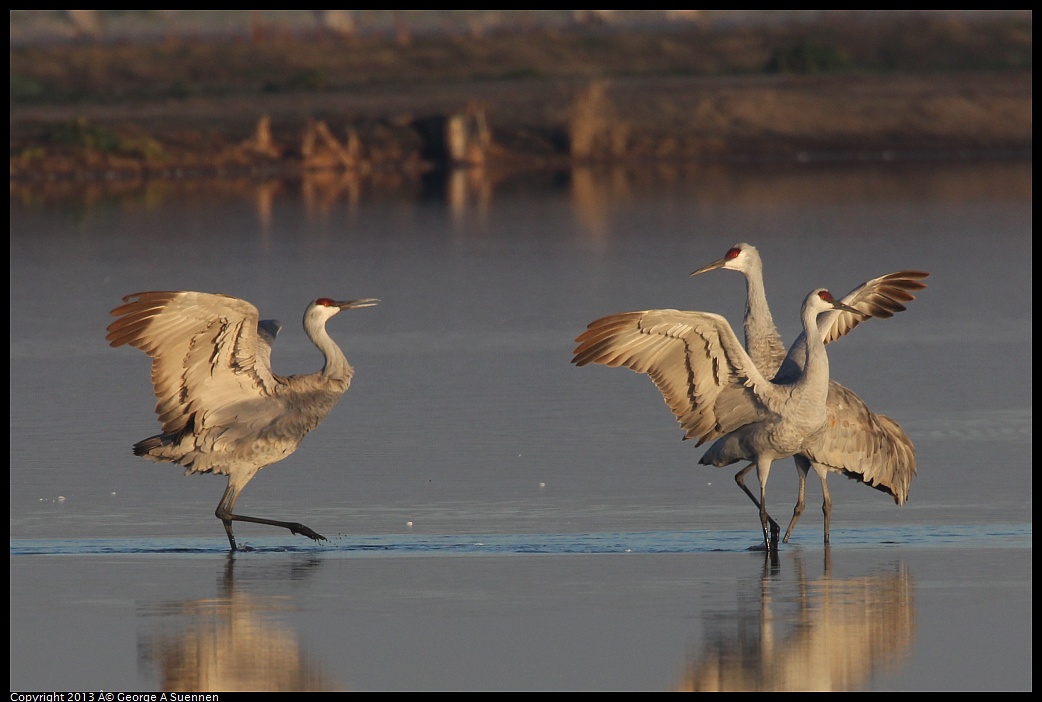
[8,523,1031,556]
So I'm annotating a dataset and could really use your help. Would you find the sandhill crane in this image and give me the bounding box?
[691,243,926,542]
[106,291,378,551]
[573,288,861,551]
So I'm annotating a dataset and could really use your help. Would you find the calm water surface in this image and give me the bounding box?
[10,160,1031,690]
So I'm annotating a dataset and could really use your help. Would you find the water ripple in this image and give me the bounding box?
[9,523,1030,557]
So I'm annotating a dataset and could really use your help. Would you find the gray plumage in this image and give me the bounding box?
[106,291,378,551]
[573,288,861,551]
[690,243,926,542]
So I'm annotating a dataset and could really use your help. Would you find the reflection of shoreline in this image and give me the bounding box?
[10,158,1030,227]
[677,550,915,692]
[140,557,343,692]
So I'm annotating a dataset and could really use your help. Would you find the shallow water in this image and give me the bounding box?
[9,522,1033,557]
[9,159,1032,690]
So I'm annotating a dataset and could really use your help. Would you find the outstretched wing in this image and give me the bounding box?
[106,291,283,439]
[803,382,917,504]
[775,270,929,382]
[820,270,929,345]
[572,309,775,445]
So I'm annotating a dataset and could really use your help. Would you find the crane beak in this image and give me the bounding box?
[690,257,726,277]
[832,300,866,316]
[338,298,379,310]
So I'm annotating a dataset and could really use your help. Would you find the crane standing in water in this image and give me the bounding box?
[691,244,926,543]
[106,291,378,551]
[573,288,862,552]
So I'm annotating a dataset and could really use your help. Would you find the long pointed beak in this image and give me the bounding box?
[690,258,727,277]
[337,298,379,310]
[832,300,866,316]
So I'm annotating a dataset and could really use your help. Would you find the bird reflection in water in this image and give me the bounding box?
[139,557,342,692]
[677,550,915,692]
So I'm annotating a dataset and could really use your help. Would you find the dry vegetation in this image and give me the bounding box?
[9,11,1033,182]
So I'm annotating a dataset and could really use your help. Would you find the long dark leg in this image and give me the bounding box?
[216,483,240,550]
[735,463,781,541]
[783,456,812,543]
[817,467,832,544]
[755,460,777,552]
[215,483,326,551]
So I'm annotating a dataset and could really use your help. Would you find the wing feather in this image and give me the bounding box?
[573,309,775,445]
[802,382,917,504]
[774,270,929,382]
[106,291,283,439]
[820,270,929,345]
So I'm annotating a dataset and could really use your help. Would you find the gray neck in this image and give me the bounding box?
[743,263,786,373]
[799,302,830,391]
[307,319,353,382]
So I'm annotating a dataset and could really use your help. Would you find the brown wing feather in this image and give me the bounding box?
[822,271,929,345]
[106,291,282,438]
[803,382,917,504]
[573,309,772,445]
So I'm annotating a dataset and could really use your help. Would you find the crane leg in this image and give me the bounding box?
[755,460,778,552]
[783,456,812,543]
[734,463,781,541]
[215,484,241,550]
[818,469,832,544]
[215,483,326,551]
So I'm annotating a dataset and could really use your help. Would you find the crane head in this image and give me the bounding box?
[810,288,863,316]
[306,297,379,324]
[314,297,379,311]
[690,242,760,277]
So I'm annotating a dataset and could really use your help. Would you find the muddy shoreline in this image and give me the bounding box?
[10,71,1033,182]
[9,15,1032,182]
